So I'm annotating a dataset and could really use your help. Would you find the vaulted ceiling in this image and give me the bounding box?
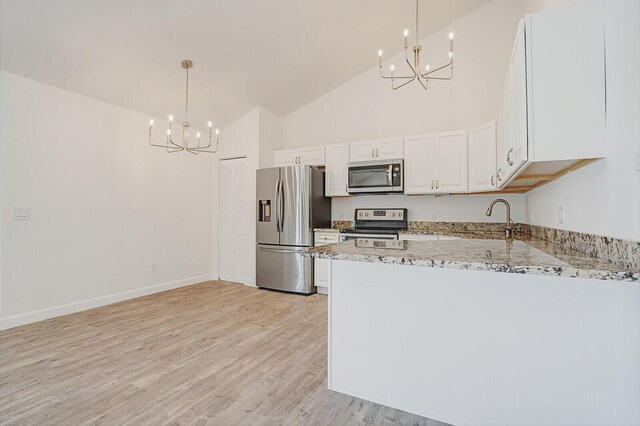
[0,0,491,128]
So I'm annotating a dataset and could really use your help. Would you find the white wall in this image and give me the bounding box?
[332,194,525,223]
[281,0,537,149]
[212,107,283,286]
[281,0,544,222]
[525,0,640,241]
[0,71,215,329]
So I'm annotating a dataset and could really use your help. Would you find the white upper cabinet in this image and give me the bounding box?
[349,140,377,162]
[272,149,298,167]
[404,134,435,194]
[497,0,605,188]
[375,137,404,160]
[404,131,467,194]
[434,131,468,193]
[325,143,350,197]
[468,121,497,192]
[497,20,528,188]
[349,137,403,162]
[273,146,325,167]
[299,146,326,166]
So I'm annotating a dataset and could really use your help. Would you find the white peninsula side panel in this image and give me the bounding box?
[328,260,640,426]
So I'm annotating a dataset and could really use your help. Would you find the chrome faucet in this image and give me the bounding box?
[486,199,514,239]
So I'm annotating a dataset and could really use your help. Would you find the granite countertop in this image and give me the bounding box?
[303,232,639,282]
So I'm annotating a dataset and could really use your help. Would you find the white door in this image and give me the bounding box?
[299,146,326,166]
[325,143,350,196]
[273,149,298,167]
[219,157,249,284]
[435,131,468,193]
[349,140,376,162]
[375,137,404,160]
[404,134,436,194]
[468,121,497,191]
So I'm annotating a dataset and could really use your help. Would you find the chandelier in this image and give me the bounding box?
[148,59,220,154]
[378,0,454,90]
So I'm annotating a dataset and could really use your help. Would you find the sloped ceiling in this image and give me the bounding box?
[0,0,491,128]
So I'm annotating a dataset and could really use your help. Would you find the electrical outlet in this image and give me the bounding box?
[151,263,158,272]
[12,208,30,220]
[558,205,565,225]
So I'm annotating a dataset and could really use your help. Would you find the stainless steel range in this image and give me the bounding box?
[339,208,408,242]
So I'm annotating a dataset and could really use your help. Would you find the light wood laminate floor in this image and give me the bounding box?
[0,281,448,426]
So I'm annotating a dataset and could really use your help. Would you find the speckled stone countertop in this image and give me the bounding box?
[313,228,340,233]
[304,232,639,282]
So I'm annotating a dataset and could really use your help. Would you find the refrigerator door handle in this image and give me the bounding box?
[274,180,281,232]
[279,179,285,232]
[257,245,305,254]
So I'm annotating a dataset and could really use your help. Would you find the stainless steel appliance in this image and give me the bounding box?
[256,165,331,294]
[347,159,403,194]
[339,208,408,242]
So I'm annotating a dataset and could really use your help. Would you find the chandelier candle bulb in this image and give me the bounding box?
[149,119,154,126]
[208,121,212,128]
[169,114,173,122]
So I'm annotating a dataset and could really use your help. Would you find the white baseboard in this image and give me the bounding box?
[0,273,214,331]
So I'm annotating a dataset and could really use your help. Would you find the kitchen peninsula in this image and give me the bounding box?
[304,233,640,426]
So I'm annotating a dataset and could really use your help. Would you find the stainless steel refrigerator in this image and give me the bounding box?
[256,165,331,294]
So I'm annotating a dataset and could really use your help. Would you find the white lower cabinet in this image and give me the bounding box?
[314,231,340,294]
[325,143,350,196]
[468,121,497,191]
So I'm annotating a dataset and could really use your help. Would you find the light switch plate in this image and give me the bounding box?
[558,205,565,225]
[12,208,30,220]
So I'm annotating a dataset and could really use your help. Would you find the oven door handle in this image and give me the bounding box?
[388,164,394,187]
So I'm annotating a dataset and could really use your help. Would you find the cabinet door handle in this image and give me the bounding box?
[507,148,514,167]
[375,148,379,157]
[436,179,439,189]
[431,180,434,190]
[491,175,495,186]
[371,148,375,158]
[497,168,503,182]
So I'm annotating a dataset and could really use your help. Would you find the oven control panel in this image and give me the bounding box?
[355,208,406,221]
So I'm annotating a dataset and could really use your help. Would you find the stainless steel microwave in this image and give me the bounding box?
[347,159,403,194]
